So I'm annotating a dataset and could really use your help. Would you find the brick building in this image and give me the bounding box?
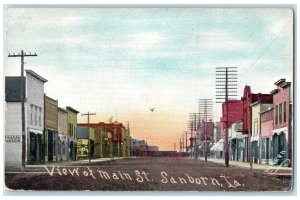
[78,122,130,157]
[221,100,243,138]
[240,85,273,163]
[270,79,292,166]
[250,101,273,164]
[260,108,274,164]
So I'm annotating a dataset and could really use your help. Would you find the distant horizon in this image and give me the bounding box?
[4,8,293,151]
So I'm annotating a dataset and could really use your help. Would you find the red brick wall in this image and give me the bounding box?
[261,109,273,138]
[241,86,272,135]
[273,86,290,130]
[221,100,243,137]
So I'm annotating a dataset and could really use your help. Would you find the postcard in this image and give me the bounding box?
[3,6,294,192]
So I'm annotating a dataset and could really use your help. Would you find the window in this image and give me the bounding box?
[279,103,282,124]
[275,105,278,125]
[69,123,71,137]
[284,101,287,123]
[71,124,73,137]
[35,106,37,125]
[30,105,33,124]
[39,108,42,126]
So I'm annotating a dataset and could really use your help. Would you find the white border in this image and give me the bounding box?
[1,0,299,199]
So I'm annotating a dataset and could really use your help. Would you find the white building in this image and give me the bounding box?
[5,70,47,167]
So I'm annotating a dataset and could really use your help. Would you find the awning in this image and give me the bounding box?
[28,128,43,135]
[229,132,243,140]
[210,139,224,151]
[251,135,259,142]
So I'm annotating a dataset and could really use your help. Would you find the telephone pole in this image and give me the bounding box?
[81,112,96,164]
[182,133,185,154]
[179,138,182,153]
[187,120,193,158]
[8,50,37,170]
[199,99,213,162]
[189,113,200,159]
[216,67,238,167]
[184,131,188,154]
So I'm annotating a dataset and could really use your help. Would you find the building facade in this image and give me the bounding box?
[57,107,68,161]
[101,128,113,157]
[240,86,273,163]
[44,95,58,162]
[250,101,273,164]
[76,126,95,159]
[228,121,243,162]
[270,79,292,166]
[221,100,243,138]
[5,70,47,167]
[260,108,274,165]
[80,122,131,157]
[66,106,80,161]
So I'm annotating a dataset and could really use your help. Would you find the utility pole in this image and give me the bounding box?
[185,131,188,154]
[8,50,37,170]
[199,99,213,162]
[189,113,199,159]
[81,112,96,164]
[180,139,182,153]
[182,133,185,154]
[187,120,193,158]
[216,67,238,167]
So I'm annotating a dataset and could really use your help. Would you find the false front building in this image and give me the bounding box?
[44,95,59,162]
[66,106,80,161]
[5,70,47,167]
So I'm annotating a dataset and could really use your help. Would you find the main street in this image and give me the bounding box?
[5,157,291,192]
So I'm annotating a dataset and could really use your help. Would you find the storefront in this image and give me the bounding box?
[251,135,259,164]
[272,128,288,166]
[27,129,43,164]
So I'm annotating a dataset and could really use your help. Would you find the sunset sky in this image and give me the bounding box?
[4,7,293,150]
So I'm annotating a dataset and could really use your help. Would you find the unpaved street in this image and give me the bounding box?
[5,157,292,191]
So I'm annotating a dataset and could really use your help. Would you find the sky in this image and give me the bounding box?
[4,7,293,150]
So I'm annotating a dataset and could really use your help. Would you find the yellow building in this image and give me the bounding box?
[66,106,79,160]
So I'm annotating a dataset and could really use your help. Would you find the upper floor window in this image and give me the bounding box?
[284,101,287,123]
[39,107,42,126]
[30,105,33,124]
[35,106,37,125]
[275,105,278,125]
[279,103,282,124]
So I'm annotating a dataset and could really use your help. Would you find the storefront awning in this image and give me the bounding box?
[210,139,223,151]
[251,135,259,142]
[28,128,43,135]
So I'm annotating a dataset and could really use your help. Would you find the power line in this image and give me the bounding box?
[215,67,238,167]
[199,99,213,162]
[239,19,293,77]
